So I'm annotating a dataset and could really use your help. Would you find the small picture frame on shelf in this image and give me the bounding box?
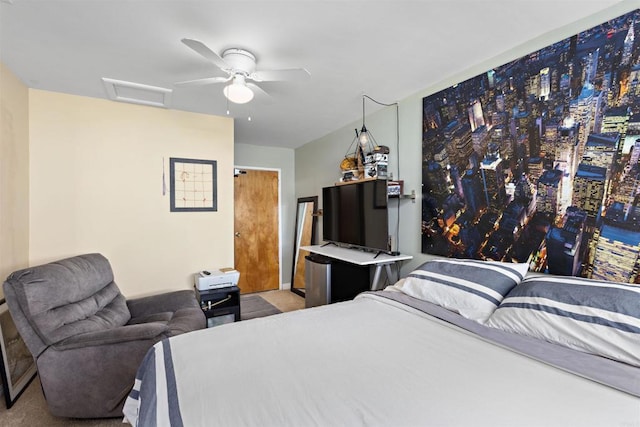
[387,180,403,197]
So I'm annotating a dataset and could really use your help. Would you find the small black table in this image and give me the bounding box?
[195,285,241,327]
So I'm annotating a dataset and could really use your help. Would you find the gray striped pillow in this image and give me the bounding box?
[486,276,640,367]
[395,259,529,322]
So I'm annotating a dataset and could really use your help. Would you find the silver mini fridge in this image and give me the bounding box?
[305,254,331,308]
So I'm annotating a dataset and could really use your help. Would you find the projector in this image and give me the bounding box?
[194,268,239,291]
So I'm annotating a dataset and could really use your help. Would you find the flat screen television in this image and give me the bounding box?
[322,179,389,253]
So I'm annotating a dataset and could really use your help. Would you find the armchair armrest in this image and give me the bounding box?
[127,289,200,318]
[54,322,169,350]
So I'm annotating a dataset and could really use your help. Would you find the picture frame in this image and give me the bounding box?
[387,180,404,198]
[0,299,37,409]
[170,157,217,212]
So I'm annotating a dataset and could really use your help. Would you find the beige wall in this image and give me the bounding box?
[29,90,234,297]
[0,63,30,289]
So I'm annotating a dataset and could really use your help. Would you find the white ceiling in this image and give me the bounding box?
[0,0,626,149]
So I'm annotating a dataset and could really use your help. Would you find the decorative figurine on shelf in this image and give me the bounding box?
[340,155,359,182]
[365,145,389,179]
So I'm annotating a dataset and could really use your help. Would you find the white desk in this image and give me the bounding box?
[301,245,413,291]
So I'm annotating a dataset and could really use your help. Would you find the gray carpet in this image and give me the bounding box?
[240,294,282,320]
[0,377,122,426]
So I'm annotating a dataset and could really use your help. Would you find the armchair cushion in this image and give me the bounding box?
[127,289,205,335]
[127,289,202,318]
[128,311,173,324]
[6,254,131,351]
[167,306,207,335]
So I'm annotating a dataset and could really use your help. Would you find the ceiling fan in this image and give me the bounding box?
[176,38,311,104]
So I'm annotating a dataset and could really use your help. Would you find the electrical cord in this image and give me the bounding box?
[362,94,401,252]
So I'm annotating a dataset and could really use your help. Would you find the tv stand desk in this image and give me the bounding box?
[301,245,413,291]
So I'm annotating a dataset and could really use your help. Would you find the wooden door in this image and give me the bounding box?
[234,169,280,294]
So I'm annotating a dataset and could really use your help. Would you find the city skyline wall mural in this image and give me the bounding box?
[421,8,640,284]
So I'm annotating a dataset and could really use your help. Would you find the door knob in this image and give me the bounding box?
[235,232,240,238]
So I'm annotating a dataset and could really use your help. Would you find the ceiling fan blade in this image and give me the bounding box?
[250,68,311,83]
[175,76,231,86]
[247,82,272,100]
[181,38,229,70]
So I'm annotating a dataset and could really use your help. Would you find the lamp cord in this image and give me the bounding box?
[361,95,400,177]
[361,94,401,253]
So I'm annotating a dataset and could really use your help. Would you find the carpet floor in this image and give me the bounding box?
[0,290,305,426]
[240,293,282,320]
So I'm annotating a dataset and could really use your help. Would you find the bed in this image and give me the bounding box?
[123,259,640,426]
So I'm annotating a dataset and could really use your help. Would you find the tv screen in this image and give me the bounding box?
[322,179,389,252]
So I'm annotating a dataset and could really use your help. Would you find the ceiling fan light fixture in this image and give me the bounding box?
[223,75,254,104]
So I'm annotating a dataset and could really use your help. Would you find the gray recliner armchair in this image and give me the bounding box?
[2,253,206,418]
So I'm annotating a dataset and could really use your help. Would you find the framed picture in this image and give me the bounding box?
[387,180,404,197]
[170,157,217,212]
[0,299,37,408]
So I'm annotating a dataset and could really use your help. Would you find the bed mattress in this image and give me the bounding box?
[124,291,640,426]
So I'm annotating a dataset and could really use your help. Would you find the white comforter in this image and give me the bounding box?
[124,293,640,426]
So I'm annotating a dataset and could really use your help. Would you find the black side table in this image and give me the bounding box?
[195,286,241,327]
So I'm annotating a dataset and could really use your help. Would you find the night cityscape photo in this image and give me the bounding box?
[421,8,640,284]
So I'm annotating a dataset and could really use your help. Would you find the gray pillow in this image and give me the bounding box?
[487,276,640,367]
[394,258,529,322]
